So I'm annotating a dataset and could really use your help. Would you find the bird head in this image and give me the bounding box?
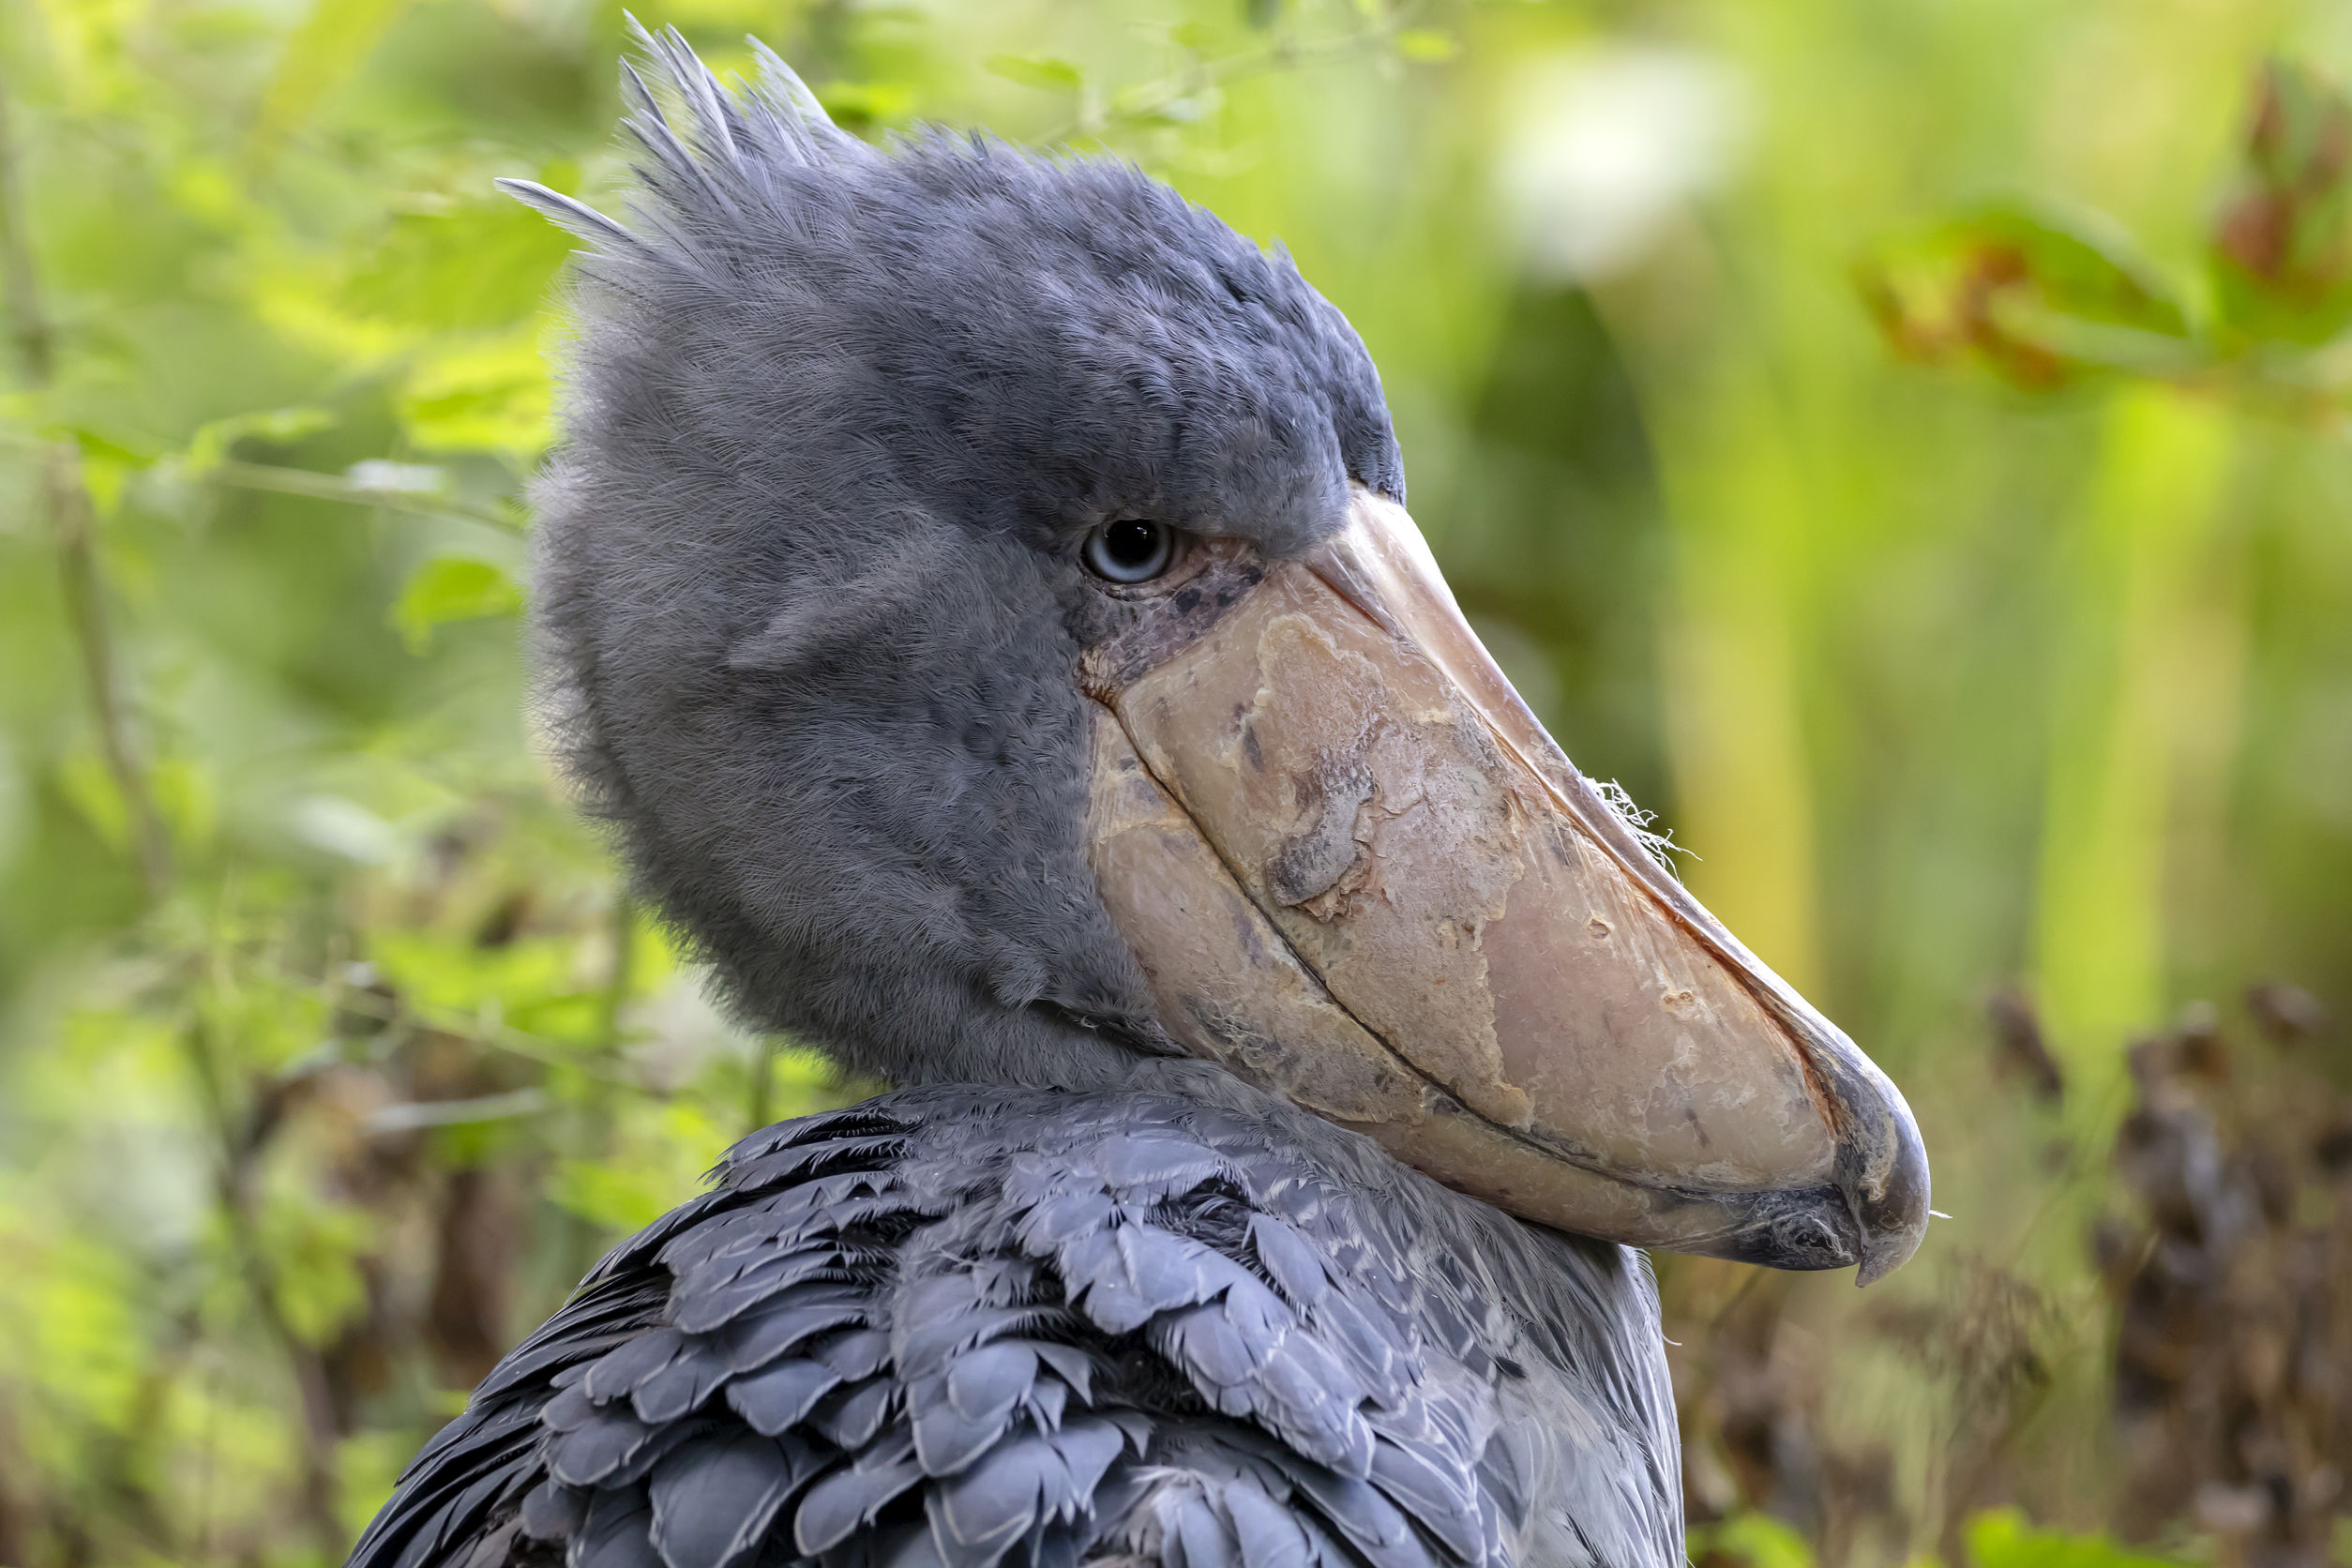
[508,30,1928,1284]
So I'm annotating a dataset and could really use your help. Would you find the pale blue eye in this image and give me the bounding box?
[1083,519,1175,583]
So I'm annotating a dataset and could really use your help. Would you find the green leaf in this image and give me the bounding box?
[370,928,602,1042]
[985,54,1085,93]
[1690,1513,1817,1568]
[1858,200,2198,390]
[258,1197,375,1346]
[390,555,522,654]
[2209,59,2352,344]
[80,450,129,520]
[398,333,552,456]
[1965,1508,2187,1568]
[342,200,574,334]
[65,426,160,468]
[54,746,131,854]
[813,82,918,134]
[550,1157,680,1235]
[249,0,415,165]
[1394,30,1460,64]
[1,1234,147,1433]
[183,407,338,472]
[1112,82,1220,125]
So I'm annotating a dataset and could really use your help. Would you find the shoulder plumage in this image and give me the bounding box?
[346,1090,1556,1568]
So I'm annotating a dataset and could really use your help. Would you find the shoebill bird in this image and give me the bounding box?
[351,32,1928,1568]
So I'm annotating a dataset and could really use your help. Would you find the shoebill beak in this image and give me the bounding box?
[1083,489,1929,1283]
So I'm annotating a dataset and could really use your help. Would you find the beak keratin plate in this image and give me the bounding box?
[1085,490,1929,1281]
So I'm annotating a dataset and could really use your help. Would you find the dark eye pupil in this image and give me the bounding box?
[1105,520,1159,567]
[1083,519,1174,583]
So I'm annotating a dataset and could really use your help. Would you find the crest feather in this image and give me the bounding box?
[500,20,863,251]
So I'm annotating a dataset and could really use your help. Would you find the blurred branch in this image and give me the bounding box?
[51,446,175,899]
[1033,3,1441,145]
[0,72,52,382]
[746,1034,783,1134]
[202,457,525,532]
[565,892,635,1279]
[0,431,532,532]
[0,66,175,903]
[90,1317,201,1556]
[365,1086,548,1133]
[330,981,657,1093]
[0,1407,36,1568]
[179,1014,348,1564]
[593,891,636,1062]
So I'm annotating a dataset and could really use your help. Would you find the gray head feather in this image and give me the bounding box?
[511,30,1404,1091]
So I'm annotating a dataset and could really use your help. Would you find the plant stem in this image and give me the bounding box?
[1034,13,1416,145]
[52,447,175,899]
[593,891,636,1058]
[565,892,636,1283]
[181,1016,347,1563]
[0,66,173,903]
[7,68,343,1559]
[205,457,524,531]
[747,1034,783,1134]
[0,1406,37,1568]
[0,82,50,377]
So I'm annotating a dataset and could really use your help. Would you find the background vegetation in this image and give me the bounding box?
[2,1,2347,1565]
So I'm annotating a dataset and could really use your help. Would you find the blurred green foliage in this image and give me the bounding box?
[2,1,2349,1566]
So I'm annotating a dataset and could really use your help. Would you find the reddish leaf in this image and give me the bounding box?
[2209,60,2352,343]
[1859,200,2193,391]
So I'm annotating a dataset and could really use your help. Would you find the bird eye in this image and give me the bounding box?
[1082,519,1176,584]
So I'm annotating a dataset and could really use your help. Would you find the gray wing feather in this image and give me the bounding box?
[807,1378,897,1450]
[521,1478,585,1543]
[351,1079,1678,1568]
[1222,1480,1317,1568]
[728,1357,841,1435]
[645,1430,806,1568]
[570,1486,656,1568]
[546,1403,666,1488]
[795,1452,927,1553]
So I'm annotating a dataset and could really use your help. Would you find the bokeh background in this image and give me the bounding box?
[3,1,2349,1565]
